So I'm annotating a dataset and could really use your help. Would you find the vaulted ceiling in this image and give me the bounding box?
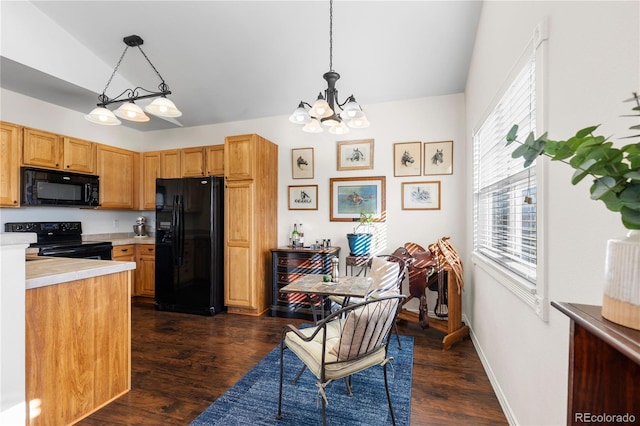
[1,1,483,131]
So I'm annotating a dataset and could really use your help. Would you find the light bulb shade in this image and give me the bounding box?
[114,102,150,122]
[309,96,333,119]
[340,100,365,120]
[321,114,341,127]
[347,115,370,129]
[145,97,182,118]
[302,118,324,133]
[289,106,311,124]
[329,121,350,135]
[85,107,121,125]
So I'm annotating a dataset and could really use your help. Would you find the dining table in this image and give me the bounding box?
[279,273,373,322]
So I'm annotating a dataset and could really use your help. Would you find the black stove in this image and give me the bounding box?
[5,221,112,260]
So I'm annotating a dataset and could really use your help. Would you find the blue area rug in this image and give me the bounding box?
[190,334,414,425]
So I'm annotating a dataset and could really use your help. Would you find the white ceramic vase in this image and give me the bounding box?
[602,230,640,330]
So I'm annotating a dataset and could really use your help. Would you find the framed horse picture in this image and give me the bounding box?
[423,140,453,175]
[291,147,314,179]
[336,139,374,171]
[330,176,385,221]
[393,141,422,177]
[288,185,318,210]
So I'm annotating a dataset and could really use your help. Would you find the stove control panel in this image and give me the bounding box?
[5,221,83,235]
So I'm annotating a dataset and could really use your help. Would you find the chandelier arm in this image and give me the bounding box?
[335,95,356,111]
[98,86,172,107]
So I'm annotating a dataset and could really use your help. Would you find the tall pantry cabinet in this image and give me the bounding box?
[224,134,278,316]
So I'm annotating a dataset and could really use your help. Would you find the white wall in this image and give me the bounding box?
[1,87,467,272]
[465,1,639,425]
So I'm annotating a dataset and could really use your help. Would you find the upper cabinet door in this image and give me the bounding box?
[63,137,95,174]
[181,147,205,177]
[225,134,256,180]
[141,152,161,210]
[160,150,181,178]
[23,128,62,169]
[205,145,224,176]
[97,145,135,209]
[0,122,22,207]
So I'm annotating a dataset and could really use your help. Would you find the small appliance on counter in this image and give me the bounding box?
[133,216,147,237]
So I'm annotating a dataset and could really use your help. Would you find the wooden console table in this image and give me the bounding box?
[552,302,640,425]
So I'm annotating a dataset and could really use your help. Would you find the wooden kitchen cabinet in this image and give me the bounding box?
[160,149,181,178]
[62,136,95,173]
[0,121,22,207]
[224,134,278,316]
[113,244,136,296]
[22,127,62,169]
[26,271,131,425]
[205,144,224,176]
[141,152,161,210]
[181,147,206,177]
[136,244,155,298]
[97,145,136,209]
[225,134,257,180]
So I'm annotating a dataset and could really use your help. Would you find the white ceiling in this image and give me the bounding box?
[1,1,483,131]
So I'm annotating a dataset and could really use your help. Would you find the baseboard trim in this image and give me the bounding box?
[464,313,517,426]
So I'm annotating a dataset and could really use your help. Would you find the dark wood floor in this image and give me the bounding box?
[78,303,507,425]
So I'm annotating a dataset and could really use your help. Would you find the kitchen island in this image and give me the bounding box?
[25,257,135,426]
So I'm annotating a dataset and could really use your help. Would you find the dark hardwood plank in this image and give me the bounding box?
[76,303,506,425]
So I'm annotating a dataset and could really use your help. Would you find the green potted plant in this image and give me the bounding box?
[346,212,375,256]
[506,92,640,330]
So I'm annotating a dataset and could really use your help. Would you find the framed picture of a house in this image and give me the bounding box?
[291,147,314,179]
[337,139,374,171]
[423,141,453,175]
[401,181,441,210]
[393,141,422,177]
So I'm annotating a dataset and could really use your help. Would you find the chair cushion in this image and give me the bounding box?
[365,257,400,299]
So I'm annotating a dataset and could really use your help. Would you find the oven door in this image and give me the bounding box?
[39,245,112,260]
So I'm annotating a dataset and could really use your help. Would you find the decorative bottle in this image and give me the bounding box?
[298,223,304,247]
[291,224,299,248]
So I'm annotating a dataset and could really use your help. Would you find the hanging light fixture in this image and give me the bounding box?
[289,0,369,134]
[85,35,182,125]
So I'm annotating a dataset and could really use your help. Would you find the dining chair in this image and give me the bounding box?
[277,294,407,426]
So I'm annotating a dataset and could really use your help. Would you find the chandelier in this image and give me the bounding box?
[288,0,369,134]
[85,35,182,126]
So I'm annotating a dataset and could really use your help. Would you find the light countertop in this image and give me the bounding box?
[26,257,135,290]
[109,236,155,245]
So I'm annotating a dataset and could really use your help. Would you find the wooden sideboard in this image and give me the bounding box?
[552,302,640,425]
[270,246,340,320]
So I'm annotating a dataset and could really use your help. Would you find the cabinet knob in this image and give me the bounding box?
[66,165,70,168]
[13,200,17,204]
[55,163,59,167]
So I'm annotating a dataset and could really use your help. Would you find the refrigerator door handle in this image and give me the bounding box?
[178,195,185,266]
[172,195,180,266]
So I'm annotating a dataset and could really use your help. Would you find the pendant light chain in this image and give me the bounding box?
[101,45,129,96]
[136,45,168,86]
[329,0,333,72]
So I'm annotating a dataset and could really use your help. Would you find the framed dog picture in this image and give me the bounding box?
[393,141,422,177]
[423,141,453,175]
[291,147,314,179]
[288,185,318,210]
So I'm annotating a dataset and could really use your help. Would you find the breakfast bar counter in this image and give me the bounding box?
[26,256,136,289]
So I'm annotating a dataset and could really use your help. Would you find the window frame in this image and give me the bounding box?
[471,19,549,321]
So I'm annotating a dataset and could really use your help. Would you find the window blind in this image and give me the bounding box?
[473,54,537,283]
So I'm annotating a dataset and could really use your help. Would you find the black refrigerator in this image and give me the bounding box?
[155,176,224,316]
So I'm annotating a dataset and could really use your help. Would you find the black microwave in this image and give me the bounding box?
[21,167,100,207]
